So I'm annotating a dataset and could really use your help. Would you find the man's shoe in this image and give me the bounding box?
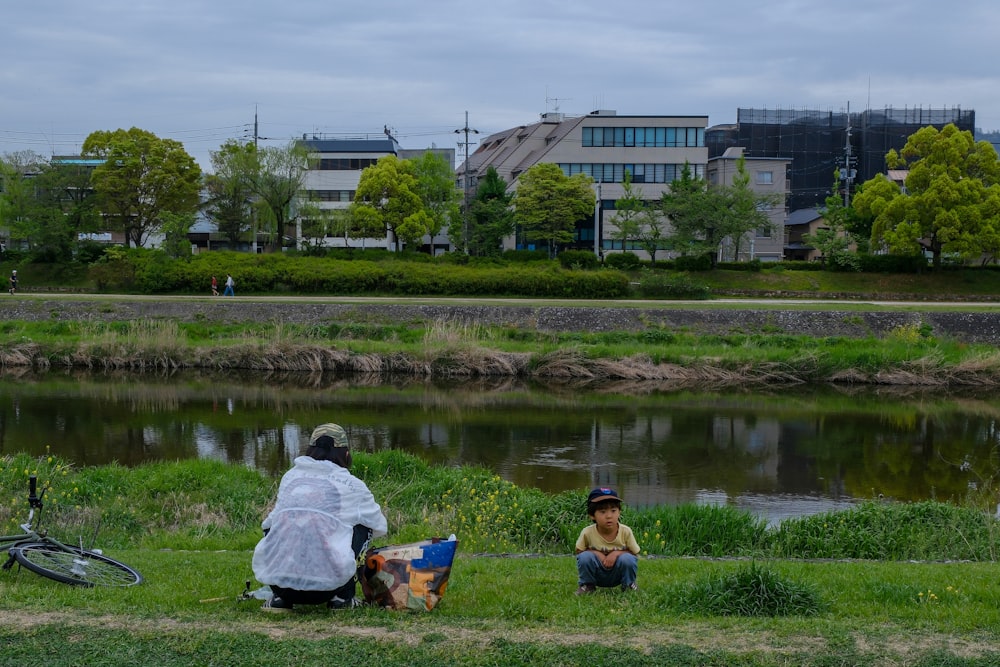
[575,584,596,596]
[622,582,638,591]
[262,596,293,612]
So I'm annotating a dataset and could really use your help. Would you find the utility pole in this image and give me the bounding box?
[843,102,855,207]
[454,111,479,253]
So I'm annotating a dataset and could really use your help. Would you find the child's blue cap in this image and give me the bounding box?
[588,487,622,504]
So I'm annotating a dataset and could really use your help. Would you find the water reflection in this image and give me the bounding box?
[1,369,998,524]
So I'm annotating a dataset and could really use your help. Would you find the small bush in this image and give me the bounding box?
[604,252,642,271]
[676,561,826,616]
[634,271,711,299]
[557,250,600,270]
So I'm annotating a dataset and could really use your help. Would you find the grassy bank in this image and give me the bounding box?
[1,454,999,665]
[4,314,1000,386]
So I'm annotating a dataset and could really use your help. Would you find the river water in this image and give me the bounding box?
[2,369,998,525]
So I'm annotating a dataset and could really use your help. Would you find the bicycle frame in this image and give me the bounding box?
[1,475,142,586]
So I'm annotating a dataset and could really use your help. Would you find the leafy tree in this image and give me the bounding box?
[512,163,594,258]
[410,151,461,246]
[82,128,202,248]
[460,166,514,257]
[0,151,47,250]
[205,140,256,247]
[160,211,196,259]
[720,155,780,261]
[244,141,310,249]
[657,162,723,262]
[633,209,671,266]
[608,169,645,253]
[350,155,426,252]
[853,123,1000,267]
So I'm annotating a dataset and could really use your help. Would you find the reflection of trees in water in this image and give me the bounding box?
[1,371,998,512]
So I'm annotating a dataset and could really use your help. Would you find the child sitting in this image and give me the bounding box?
[574,487,640,594]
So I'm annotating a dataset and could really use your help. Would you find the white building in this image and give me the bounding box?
[457,110,709,257]
[296,134,455,253]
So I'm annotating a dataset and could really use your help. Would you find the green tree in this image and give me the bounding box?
[160,211,196,259]
[608,169,645,253]
[245,141,310,249]
[350,155,426,252]
[657,162,723,262]
[0,151,47,250]
[205,140,256,247]
[410,151,461,248]
[633,208,671,266]
[853,123,1000,268]
[512,163,594,258]
[460,167,514,257]
[719,155,780,261]
[82,128,202,248]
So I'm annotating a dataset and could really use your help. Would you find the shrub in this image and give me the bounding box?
[673,253,713,271]
[556,250,600,270]
[604,252,642,271]
[634,271,711,299]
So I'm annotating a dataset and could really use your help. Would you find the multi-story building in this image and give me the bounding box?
[706,147,790,262]
[458,110,709,257]
[296,134,454,253]
[708,106,975,213]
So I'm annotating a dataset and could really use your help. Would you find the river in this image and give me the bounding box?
[2,369,998,525]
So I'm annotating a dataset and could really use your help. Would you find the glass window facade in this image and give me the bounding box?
[559,163,704,183]
[582,126,705,148]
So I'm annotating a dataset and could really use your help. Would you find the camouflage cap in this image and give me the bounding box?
[309,423,349,448]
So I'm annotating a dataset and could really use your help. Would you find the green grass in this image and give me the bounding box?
[1,551,999,666]
[2,453,1000,664]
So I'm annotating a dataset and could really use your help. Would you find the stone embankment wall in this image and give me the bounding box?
[3,298,1000,344]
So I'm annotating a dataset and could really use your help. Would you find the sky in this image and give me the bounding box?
[3,0,999,173]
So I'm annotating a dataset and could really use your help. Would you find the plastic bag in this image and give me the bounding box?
[359,536,457,611]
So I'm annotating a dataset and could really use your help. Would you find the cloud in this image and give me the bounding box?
[2,0,998,171]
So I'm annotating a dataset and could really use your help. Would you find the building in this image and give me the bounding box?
[783,208,828,261]
[706,147,790,262]
[296,134,455,253]
[709,106,975,213]
[458,110,709,257]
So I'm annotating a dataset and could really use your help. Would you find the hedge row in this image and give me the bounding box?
[91,250,631,299]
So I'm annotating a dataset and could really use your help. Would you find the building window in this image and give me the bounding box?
[582,126,705,148]
[317,158,378,170]
[756,171,773,185]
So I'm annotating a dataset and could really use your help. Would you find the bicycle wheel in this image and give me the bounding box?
[12,542,143,587]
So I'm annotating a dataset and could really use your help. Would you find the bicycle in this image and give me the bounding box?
[1,474,143,587]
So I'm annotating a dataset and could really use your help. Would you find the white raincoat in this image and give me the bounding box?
[252,456,387,591]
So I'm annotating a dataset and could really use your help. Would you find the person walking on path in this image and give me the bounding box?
[223,274,235,297]
[211,275,219,296]
[8,270,16,295]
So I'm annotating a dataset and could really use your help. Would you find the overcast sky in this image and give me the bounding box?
[3,0,998,172]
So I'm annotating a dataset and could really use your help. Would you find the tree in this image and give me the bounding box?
[350,155,426,252]
[82,128,202,248]
[0,151,47,250]
[160,211,196,259]
[853,123,1000,268]
[657,162,723,262]
[458,166,514,257]
[608,170,645,253]
[719,155,780,261]
[244,141,310,249]
[512,163,594,257]
[410,151,461,248]
[205,140,256,247]
[633,209,671,266]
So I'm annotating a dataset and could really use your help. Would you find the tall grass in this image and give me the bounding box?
[2,451,998,562]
